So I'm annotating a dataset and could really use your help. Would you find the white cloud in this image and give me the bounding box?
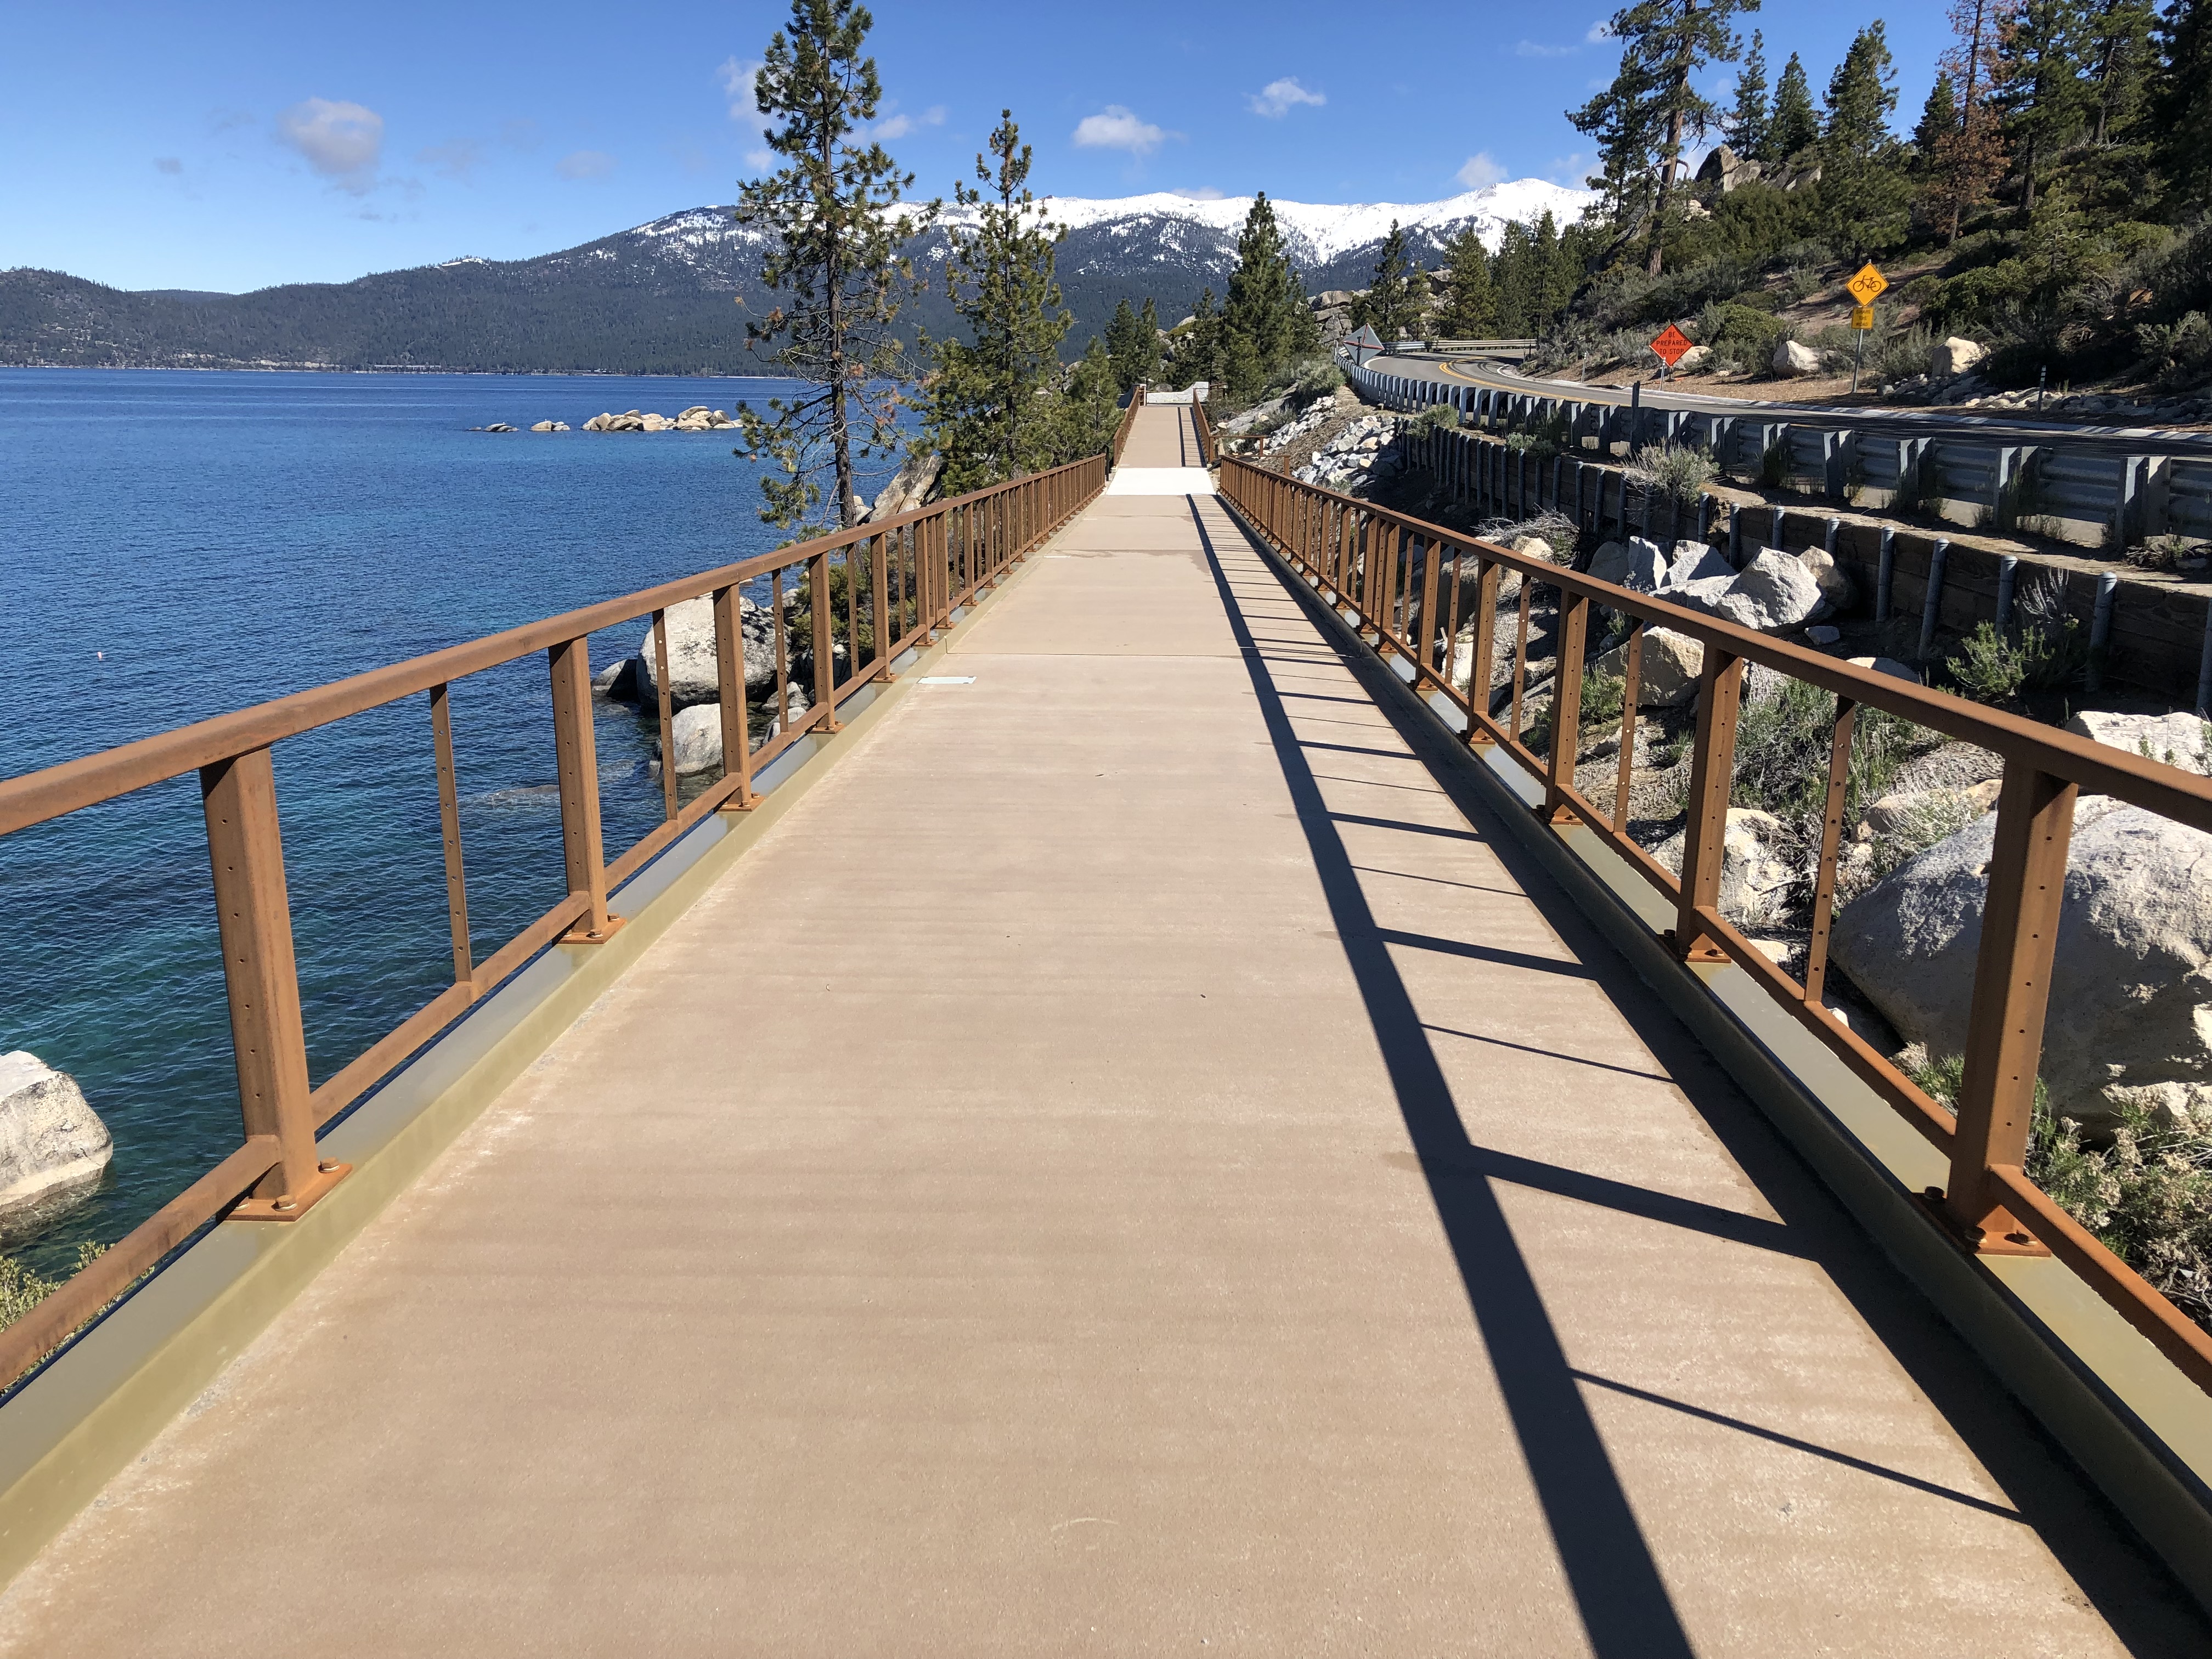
[557,149,616,180]
[1549,150,1592,184]
[1586,20,1613,42]
[275,98,385,194]
[1248,77,1324,118]
[1456,152,1508,190]
[873,104,946,140]
[719,57,778,169]
[417,139,482,180]
[1172,185,1227,200]
[1516,40,1576,58]
[1073,105,1170,155]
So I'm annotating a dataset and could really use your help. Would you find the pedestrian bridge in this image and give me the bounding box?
[0,403,2208,1654]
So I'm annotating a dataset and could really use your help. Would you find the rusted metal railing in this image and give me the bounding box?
[1219,454,2212,1399]
[0,452,1108,1390]
[1190,393,1217,469]
[1112,386,1148,467]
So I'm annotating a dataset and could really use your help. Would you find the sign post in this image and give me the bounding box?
[1649,323,1692,382]
[1844,264,1887,396]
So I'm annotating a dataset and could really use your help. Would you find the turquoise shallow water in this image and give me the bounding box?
[0,368,805,1270]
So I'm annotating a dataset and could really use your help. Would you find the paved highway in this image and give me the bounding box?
[1383,351,2212,458]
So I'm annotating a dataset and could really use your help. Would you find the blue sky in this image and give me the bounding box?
[1,2,1952,294]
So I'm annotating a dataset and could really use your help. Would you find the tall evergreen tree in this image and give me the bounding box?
[921,109,1070,493]
[1724,29,1771,159]
[1430,224,1498,338]
[1927,0,2012,241]
[1571,0,1758,275]
[2084,0,2159,143]
[2151,0,2212,207]
[1531,212,1579,329]
[1218,193,1318,400]
[1356,222,1424,342]
[1993,0,2091,213]
[1769,51,1820,158]
[1046,337,1123,464]
[1820,21,1910,257]
[1104,297,1159,396]
[1175,288,1223,390]
[1915,70,1960,157]
[1490,221,1536,337]
[733,0,927,533]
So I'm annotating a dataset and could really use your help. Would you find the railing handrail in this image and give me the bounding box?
[1217,452,2212,1399]
[0,454,1106,839]
[1222,458,2212,830]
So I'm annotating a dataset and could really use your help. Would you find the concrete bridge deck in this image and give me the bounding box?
[2,413,2203,1655]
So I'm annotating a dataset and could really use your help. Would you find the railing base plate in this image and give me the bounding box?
[229,1162,351,1223]
[558,915,628,945]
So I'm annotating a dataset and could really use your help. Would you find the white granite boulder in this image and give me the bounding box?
[1831,795,2212,1131]
[1589,626,1705,708]
[0,1054,112,1228]
[1771,338,1822,377]
[636,595,780,707]
[667,704,724,775]
[1932,337,1987,378]
[1655,808,1797,927]
[2063,710,2212,775]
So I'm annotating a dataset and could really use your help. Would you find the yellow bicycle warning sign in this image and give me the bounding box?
[1846,263,1888,307]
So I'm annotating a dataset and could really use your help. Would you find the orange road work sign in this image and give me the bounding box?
[1649,324,1692,366]
[1846,263,1888,306]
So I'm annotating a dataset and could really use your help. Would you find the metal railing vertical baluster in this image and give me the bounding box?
[429,683,471,986]
[1611,625,1645,828]
[1545,586,1589,821]
[652,608,678,820]
[1802,697,1858,1002]
[1465,560,1499,748]
[713,584,755,810]
[810,551,840,734]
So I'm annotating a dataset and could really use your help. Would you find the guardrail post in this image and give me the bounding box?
[1672,648,1743,963]
[201,747,338,1217]
[549,635,618,942]
[1943,763,2075,1252]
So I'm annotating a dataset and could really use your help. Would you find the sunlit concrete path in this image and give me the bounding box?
[2,410,2202,1656]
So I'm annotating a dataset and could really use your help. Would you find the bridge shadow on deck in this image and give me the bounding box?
[1186,497,2212,1657]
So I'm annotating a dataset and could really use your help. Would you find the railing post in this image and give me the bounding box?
[1672,647,1743,963]
[1464,561,1499,744]
[1544,587,1588,821]
[549,635,618,941]
[1943,764,2076,1252]
[201,747,343,1217]
[713,584,755,809]
[429,684,472,986]
[810,549,841,733]
[869,532,893,677]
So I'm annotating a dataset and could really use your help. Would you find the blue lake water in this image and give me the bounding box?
[0,368,814,1271]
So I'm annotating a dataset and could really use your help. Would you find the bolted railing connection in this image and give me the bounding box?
[0,450,1109,1392]
[1217,453,2212,1399]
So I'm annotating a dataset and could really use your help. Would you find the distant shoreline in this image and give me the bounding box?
[0,363,809,380]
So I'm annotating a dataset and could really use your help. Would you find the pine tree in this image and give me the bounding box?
[921,109,1071,493]
[2084,0,2158,143]
[2151,0,2212,207]
[733,0,928,534]
[1491,220,1535,337]
[1993,0,2091,213]
[1573,50,1662,232]
[1724,29,1770,159]
[1916,71,1960,157]
[1927,0,2012,241]
[1570,0,1756,275]
[1043,337,1122,464]
[1769,52,1820,158]
[1175,288,1223,390]
[1430,224,1498,338]
[1357,221,1422,342]
[1820,21,1910,258]
[1220,193,1314,400]
[1532,212,1579,330]
[1104,297,1159,396]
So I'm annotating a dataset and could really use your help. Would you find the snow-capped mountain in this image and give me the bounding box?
[0,181,1593,373]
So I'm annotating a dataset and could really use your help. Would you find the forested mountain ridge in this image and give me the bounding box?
[0,183,1588,375]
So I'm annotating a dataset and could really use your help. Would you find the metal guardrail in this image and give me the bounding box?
[1218,452,2212,1400]
[1112,386,1148,467]
[0,452,1110,1390]
[1192,394,1216,469]
[1358,361,2212,548]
